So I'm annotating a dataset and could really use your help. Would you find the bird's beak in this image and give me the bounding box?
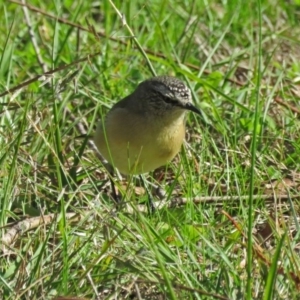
[184,102,201,115]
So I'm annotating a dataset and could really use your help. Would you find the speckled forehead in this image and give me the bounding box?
[168,82,191,99]
[147,77,191,100]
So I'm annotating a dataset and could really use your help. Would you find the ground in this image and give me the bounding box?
[1,1,300,299]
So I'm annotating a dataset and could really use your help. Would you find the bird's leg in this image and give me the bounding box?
[105,163,122,204]
[139,175,156,213]
[109,176,120,204]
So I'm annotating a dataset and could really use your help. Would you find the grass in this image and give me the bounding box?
[1,0,300,299]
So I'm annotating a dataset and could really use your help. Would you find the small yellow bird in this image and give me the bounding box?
[95,76,200,173]
[94,76,200,208]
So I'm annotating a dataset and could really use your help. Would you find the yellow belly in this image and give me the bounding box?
[94,108,186,174]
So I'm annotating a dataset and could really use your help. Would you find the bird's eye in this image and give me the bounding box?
[162,95,178,105]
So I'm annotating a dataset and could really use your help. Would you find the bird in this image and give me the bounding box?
[94,75,201,208]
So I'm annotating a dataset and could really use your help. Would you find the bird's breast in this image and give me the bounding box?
[95,108,186,174]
